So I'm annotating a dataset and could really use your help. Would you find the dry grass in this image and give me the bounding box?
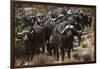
[31,54,55,65]
[15,53,55,66]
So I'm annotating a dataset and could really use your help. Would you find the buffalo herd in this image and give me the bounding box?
[15,8,93,62]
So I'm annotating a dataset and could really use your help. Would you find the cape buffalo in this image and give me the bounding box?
[23,25,46,61]
[51,21,78,61]
[68,14,83,46]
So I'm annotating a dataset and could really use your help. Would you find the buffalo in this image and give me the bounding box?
[23,25,46,61]
[51,20,79,61]
[67,14,83,46]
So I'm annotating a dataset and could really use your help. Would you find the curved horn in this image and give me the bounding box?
[61,25,70,34]
[78,24,83,32]
[75,24,83,34]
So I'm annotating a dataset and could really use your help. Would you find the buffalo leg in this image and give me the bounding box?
[41,44,45,53]
[53,46,56,55]
[25,49,30,61]
[61,47,65,61]
[47,43,52,56]
[67,48,71,58]
[49,49,52,56]
[30,49,35,61]
[37,48,40,54]
[77,35,81,46]
[56,46,59,61]
[48,47,52,56]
